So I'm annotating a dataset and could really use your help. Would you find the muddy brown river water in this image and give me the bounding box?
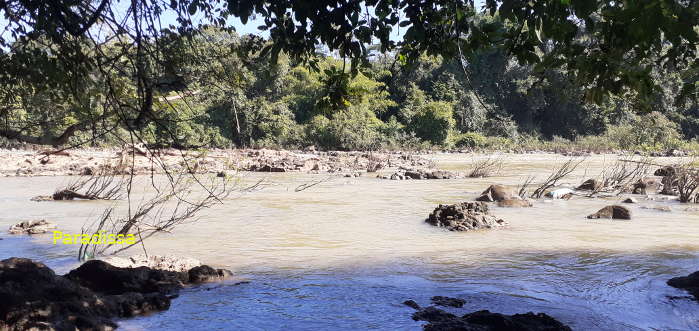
[2,153,699,330]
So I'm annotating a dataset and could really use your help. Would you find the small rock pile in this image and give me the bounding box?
[425,201,507,231]
[8,220,57,234]
[404,297,572,331]
[380,168,461,180]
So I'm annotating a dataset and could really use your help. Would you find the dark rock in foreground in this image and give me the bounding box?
[404,298,572,331]
[0,257,232,330]
[668,271,699,301]
[587,205,631,220]
[426,202,506,232]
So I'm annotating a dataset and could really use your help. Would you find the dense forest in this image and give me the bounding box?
[1,8,697,152]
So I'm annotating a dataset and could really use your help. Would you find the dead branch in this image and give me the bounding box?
[52,171,126,200]
[516,175,536,199]
[468,155,503,178]
[530,158,585,199]
[78,173,233,259]
[295,175,336,192]
[587,157,652,196]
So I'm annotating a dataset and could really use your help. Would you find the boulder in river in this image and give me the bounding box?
[632,177,661,195]
[404,298,572,331]
[622,197,638,203]
[586,205,631,220]
[426,201,507,231]
[8,219,57,234]
[654,166,676,177]
[668,271,699,301]
[476,184,515,202]
[577,179,602,191]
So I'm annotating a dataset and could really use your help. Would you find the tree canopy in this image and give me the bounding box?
[0,0,697,148]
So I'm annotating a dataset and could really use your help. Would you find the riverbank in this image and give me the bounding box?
[0,145,693,178]
[2,153,699,329]
[0,147,434,177]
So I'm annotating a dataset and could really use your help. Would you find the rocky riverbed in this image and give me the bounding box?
[0,147,435,177]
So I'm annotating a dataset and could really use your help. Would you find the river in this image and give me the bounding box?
[1,153,698,330]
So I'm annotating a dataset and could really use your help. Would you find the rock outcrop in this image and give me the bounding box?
[0,257,232,330]
[426,202,507,231]
[404,298,572,331]
[668,271,699,301]
[101,254,202,273]
[476,185,515,202]
[586,205,631,220]
[8,219,57,234]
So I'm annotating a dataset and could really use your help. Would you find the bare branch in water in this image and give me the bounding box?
[530,157,585,199]
[468,155,504,178]
[78,173,233,260]
[52,171,126,200]
[516,176,536,199]
[587,157,652,196]
[295,175,336,192]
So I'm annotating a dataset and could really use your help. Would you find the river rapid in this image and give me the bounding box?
[1,153,699,330]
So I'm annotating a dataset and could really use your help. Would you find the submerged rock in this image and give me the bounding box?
[497,199,533,208]
[8,219,57,234]
[476,184,515,202]
[622,197,638,203]
[668,271,699,301]
[426,202,506,231]
[587,205,631,220]
[640,205,672,212]
[545,188,574,200]
[405,299,572,331]
[431,296,465,308]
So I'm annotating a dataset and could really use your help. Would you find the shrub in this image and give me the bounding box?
[408,101,455,145]
[304,104,383,150]
[453,132,487,148]
[605,112,684,151]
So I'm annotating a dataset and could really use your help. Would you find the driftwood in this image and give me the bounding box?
[54,172,125,200]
